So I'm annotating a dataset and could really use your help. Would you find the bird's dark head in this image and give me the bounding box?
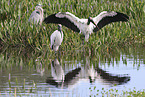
[36,4,43,7]
[87,17,92,25]
[58,24,62,31]
[35,5,43,13]
[88,17,93,21]
[87,17,97,27]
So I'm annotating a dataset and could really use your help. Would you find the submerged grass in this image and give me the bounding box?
[90,87,145,97]
[2,77,37,97]
[0,0,145,56]
[2,77,145,97]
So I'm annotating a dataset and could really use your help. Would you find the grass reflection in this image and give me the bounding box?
[0,0,145,54]
[0,45,145,96]
[1,44,145,69]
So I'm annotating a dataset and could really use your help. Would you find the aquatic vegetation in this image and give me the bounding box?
[0,0,144,55]
[89,87,145,97]
[0,0,145,96]
[1,44,145,96]
[3,78,145,97]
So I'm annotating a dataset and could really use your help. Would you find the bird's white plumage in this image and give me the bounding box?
[28,6,43,25]
[55,12,97,41]
[93,11,117,25]
[44,11,128,42]
[51,59,64,82]
[56,12,92,41]
[56,12,83,31]
[50,26,63,51]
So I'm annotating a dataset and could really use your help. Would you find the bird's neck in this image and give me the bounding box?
[60,31,63,39]
[87,20,90,25]
[58,29,61,32]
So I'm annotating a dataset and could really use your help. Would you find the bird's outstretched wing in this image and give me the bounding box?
[93,11,129,32]
[43,12,81,32]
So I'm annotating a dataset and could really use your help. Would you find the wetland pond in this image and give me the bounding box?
[0,45,145,97]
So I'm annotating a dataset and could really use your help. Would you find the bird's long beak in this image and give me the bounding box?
[91,20,97,27]
[91,19,100,30]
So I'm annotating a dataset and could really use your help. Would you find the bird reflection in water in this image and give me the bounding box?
[36,59,45,76]
[83,56,130,86]
[96,67,130,85]
[46,58,81,88]
[46,57,130,88]
[51,58,64,82]
[80,57,96,83]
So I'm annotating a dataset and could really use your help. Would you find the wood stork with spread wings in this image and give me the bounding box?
[50,24,63,52]
[43,11,129,42]
[28,4,43,25]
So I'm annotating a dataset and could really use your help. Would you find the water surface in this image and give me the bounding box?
[0,45,145,96]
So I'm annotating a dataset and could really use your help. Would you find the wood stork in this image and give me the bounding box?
[28,4,43,25]
[50,24,63,52]
[43,11,129,42]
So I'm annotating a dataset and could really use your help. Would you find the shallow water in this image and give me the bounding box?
[0,45,145,97]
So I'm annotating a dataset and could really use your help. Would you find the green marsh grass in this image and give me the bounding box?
[0,0,145,56]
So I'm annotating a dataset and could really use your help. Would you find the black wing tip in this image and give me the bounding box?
[43,17,49,23]
[43,13,57,23]
[43,13,80,32]
[116,12,129,21]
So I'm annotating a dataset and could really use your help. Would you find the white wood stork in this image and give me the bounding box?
[28,4,43,25]
[50,24,63,52]
[43,11,129,42]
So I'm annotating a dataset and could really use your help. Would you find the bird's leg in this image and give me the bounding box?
[55,51,57,56]
[82,40,84,45]
[80,34,85,50]
[58,47,61,58]
[85,34,89,42]
[82,40,84,51]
